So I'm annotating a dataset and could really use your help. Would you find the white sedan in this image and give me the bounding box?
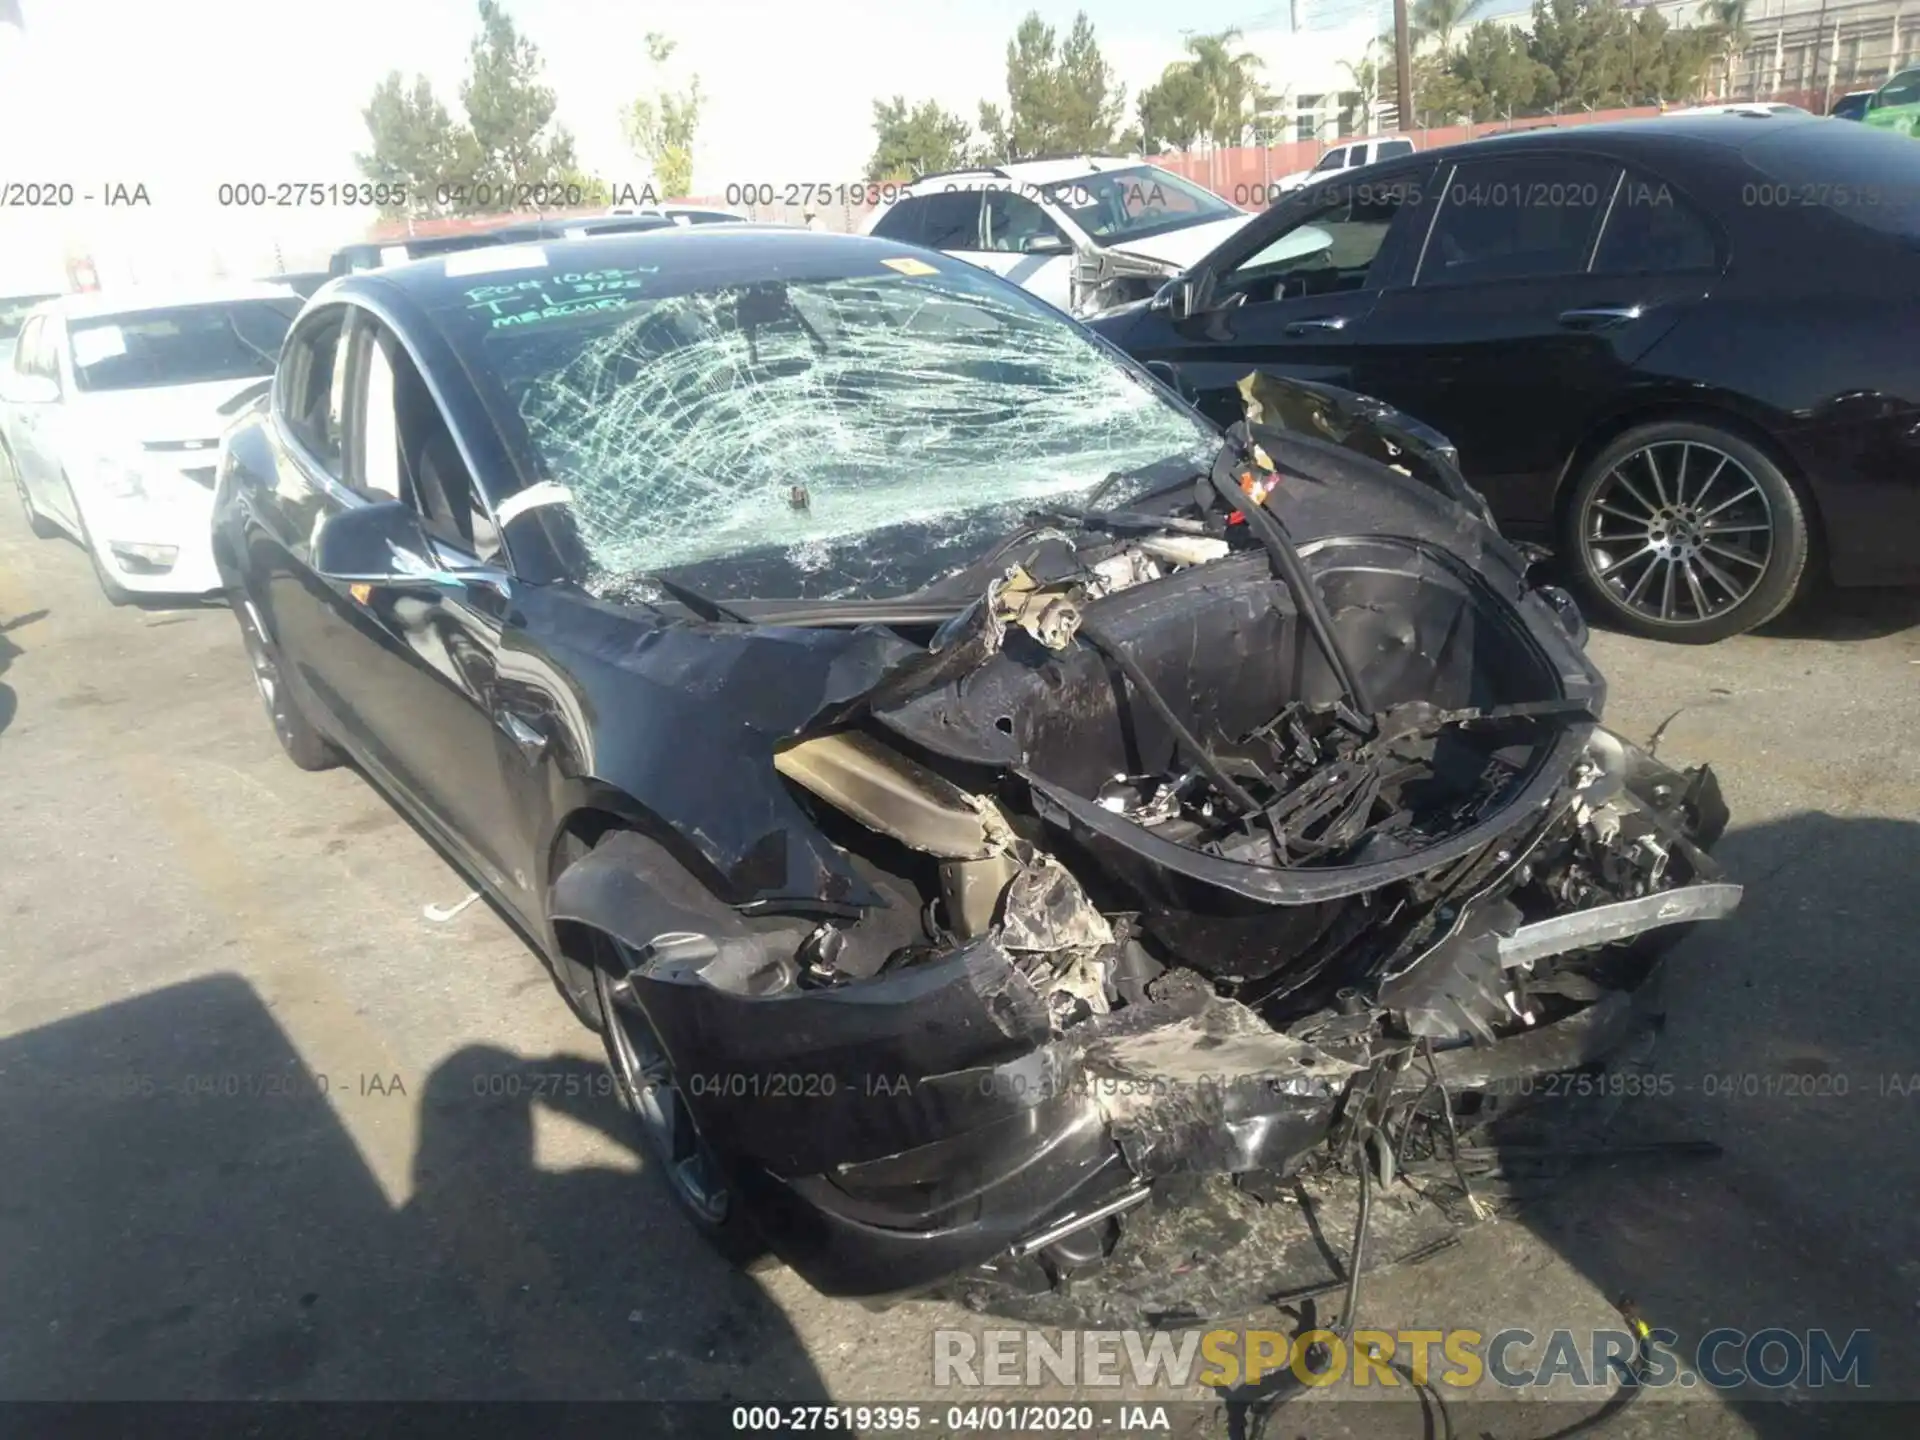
[0,281,301,603]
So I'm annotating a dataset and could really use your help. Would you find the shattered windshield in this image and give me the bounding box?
[451,251,1216,597]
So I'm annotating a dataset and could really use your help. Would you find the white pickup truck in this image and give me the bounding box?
[1268,135,1418,201]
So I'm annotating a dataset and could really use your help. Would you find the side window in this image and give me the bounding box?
[1224,175,1422,303]
[278,304,350,475]
[354,321,499,562]
[1592,173,1719,274]
[982,191,1067,253]
[13,317,48,382]
[869,198,927,244]
[1378,139,1415,161]
[1874,70,1920,107]
[40,326,66,390]
[1419,156,1620,285]
[11,317,41,375]
[1311,148,1347,175]
[915,190,985,249]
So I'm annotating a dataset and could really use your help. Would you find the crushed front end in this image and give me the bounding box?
[553,401,1740,1302]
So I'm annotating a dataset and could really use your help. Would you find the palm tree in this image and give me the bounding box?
[1183,28,1266,147]
[1340,44,1382,132]
[1699,0,1750,98]
[1411,0,1486,55]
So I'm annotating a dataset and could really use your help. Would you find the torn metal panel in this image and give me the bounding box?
[1498,883,1744,969]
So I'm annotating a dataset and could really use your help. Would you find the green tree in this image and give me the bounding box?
[1697,0,1749,97]
[1413,0,1488,54]
[1428,1,1714,118]
[977,11,1126,161]
[866,97,975,181]
[622,32,703,197]
[1183,29,1266,146]
[356,72,467,217]
[1338,45,1383,132]
[459,0,578,197]
[1137,62,1211,153]
[1454,22,1552,116]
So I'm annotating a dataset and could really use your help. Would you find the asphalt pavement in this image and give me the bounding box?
[1,497,1915,1437]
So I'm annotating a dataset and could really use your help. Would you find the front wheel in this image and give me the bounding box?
[70,491,134,607]
[1564,422,1811,644]
[230,592,341,770]
[593,954,763,1264]
[6,449,59,539]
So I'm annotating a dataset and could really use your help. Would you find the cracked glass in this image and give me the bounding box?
[452,257,1215,595]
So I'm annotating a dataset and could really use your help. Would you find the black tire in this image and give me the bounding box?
[229,592,342,770]
[5,446,59,539]
[1563,421,1810,644]
[592,951,764,1265]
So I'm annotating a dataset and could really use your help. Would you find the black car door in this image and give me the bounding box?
[238,303,359,737]
[303,310,542,921]
[1355,151,1723,534]
[1114,162,1435,430]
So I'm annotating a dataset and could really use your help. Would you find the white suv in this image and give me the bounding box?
[1270,136,1418,199]
[861,157,1253,317]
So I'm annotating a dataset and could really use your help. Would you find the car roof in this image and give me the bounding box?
[1416,109,1833,164]
[904,155,1150,192]
[34,280,300,322]
[336,227,973,306]
[490,215,678,240]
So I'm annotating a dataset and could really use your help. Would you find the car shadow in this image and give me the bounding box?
[1490,809,1920,1437]
[0,607,49,739]
[0,974,829,1403]
[1755,583,1920,642]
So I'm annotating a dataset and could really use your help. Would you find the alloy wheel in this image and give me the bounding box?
[601,969,731,1225]
[236,600,299,751]
[1577,440,1775,628]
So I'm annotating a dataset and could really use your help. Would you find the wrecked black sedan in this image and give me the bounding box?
[212,229,1738,1301]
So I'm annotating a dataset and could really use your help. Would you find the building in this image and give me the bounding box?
[1224,0,1917,147]
[1232,0,1536,147]
[1697,0,1920,107]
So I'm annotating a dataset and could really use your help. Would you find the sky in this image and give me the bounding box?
[0,0,1521,277]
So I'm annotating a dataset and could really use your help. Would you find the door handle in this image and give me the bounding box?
[493,706,548,763]
[1557,304,1646,330]
[1283,316,1349,336]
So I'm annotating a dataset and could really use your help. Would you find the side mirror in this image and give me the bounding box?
[313,499,510,601]
[1021,232,1073,256]
[3,373,60,405]
[314,500,442,584]
[1151,270,1213,323]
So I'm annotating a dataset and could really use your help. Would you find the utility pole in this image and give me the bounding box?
[1393,0,1414,132]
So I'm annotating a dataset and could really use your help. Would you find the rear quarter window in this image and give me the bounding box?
[869,198,926,244]
[1744,122,1920,236]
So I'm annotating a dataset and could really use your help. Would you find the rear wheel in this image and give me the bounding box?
[1564,422,1810,644]
[593,950,762,1263]
[230,592,341,770]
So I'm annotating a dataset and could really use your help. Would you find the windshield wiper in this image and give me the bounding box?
[1039,468,1212,535]
[650,574,755,624]
[223,314,279,368]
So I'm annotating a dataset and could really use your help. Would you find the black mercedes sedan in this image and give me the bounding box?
[210,229,1737,1305]
[1088,112,1920,643]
